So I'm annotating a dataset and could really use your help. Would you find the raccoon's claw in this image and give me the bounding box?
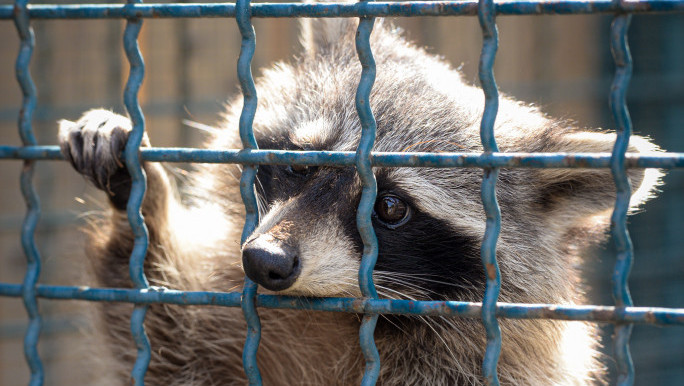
[59,109,149,210]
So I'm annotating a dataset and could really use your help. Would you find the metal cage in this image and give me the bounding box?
[1,1,684,385]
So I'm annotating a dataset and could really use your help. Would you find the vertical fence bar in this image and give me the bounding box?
[354,4,381,385]
[14,1,44,384]
[235,0,262,384]
[122,0,152,384]
[609,11,636,386]
[477,0,503,384]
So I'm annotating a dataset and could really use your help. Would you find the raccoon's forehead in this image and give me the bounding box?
[289,117,348,150]
[253,116,350,151]
[255,115,479,154]
[250,74,483,152]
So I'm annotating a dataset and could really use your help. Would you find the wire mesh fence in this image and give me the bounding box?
[1,1,683,385]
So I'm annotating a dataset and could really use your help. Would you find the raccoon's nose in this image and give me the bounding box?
[242,237,300,291]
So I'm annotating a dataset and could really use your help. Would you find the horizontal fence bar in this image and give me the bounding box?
[0,283,682,325]
[0,1,683,20]
[1,145,683,169]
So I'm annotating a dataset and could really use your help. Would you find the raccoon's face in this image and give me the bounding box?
[241,158,485,300]
[235,20,661,305]
[243,166,482,304]
[239,101,519,303]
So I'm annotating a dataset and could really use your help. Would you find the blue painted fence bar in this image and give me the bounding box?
[354,4,382,384]
[235,0,263,382]
[13,0,44,384]
[121,0,153,383]
[2,145,684,169]
[477,0,503,383]
[609,13,636,386]
[1,1,684,20]
[1,283,684,326]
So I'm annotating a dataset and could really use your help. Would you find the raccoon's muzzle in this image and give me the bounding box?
[242,236,301,291]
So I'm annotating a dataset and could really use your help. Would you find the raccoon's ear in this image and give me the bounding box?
[299,0,357,57]
[532,132,662,223]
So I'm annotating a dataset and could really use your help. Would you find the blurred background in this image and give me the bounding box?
[0,0,682,384]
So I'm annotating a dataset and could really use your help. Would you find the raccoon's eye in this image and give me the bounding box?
[285,164,313,176]
[374,194,411,229]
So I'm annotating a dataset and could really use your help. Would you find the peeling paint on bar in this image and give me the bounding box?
[1,1,683,20]
[1,283,683,326]
[1,145,683,169]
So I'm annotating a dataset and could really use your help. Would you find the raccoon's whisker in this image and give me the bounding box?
[374,284,422,301]
[374,271,477,292]
[375,290,395,299]
[435,315,480,349]
[373,283,414,298]
[373,275,436,297]
[256,195,268,217]
[299,278,360,298]
[182,119,221,134]
[377,253,461,266]
[375,270,456,280]
[395,277,475,293]
[253,177,269,215]
[375,279,432,298]
[418,315,460,367]
[373,276,441,291]
[373,286,401,300]
[379,314,412,337]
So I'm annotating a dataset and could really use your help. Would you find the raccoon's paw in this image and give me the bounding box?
[58,109,149,210]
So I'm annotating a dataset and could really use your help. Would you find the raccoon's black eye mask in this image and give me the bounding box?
[373,193,412,229]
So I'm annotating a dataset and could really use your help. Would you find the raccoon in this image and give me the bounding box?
[58,16,661,386]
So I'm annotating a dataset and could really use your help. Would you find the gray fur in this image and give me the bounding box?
[59,17,662,386]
